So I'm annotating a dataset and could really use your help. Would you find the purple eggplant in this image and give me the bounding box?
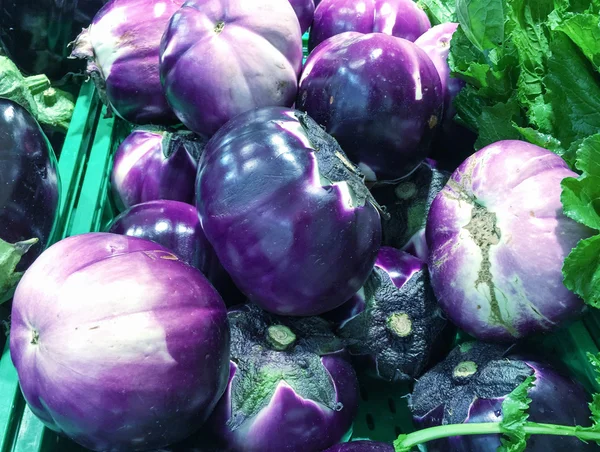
[208,304,359,452]
[106,200,244,305]
[371,160,450,261]
[309,0,431,51]
[297,32,444,183]
[323,442,394,452]
[196,107,382,316]
[71,0,183,125]
[410,342,596,451]
[0,0,108,79]
[289,0,315,34]
[10,232,230,452]
[110,128,205,211]
[426,140,593,342]
[330,247,449,382]
[0,98,60,303]
[159,0,303,137]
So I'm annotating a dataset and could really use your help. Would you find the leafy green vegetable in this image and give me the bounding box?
[0,56,74,133]
[0,238,38,304]
[416,0,457,24]
[498,376,535,452]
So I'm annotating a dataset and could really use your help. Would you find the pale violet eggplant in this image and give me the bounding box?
[426,141,594,342]
[333,247,448,382]
[297,32,444,183]
[0,99,60,303]
[159,0,303,138]
[309,0,431,51]
[208,304,359,452]
[110,128,205,211]
[9,233,230,452]
[415,23,463,122]
[323,442,394,452]
[107,200,244,305]
[410,342,596,451]
[196,107,382,316]
[71,0,182,125]
[289,0,315,34]
[371,160,450,261]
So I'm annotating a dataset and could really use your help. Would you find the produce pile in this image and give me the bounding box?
[1,0,600,451]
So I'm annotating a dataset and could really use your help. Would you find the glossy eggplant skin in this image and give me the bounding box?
[0,0,107,79]
[323,442,394,452]
[0,98,60,271]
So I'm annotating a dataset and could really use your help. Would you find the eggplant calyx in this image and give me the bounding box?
[0,238,38,304]
[452,360,478,382]
[266,325,296,350]
[387,312,413,337]
[24,74,51,96]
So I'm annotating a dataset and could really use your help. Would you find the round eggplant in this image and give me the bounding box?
[410,342,596,451]
[289,0,315,34]
[196,107,382,316]
[159,0,303,137]
[0,98,60,302]
[426,140,594,341]
[71,0,183,125]
[297,32,444,183]
[208,304,359,452]
[9,233,230,452]
[110,128,205,211]
[309,0,431,51]
[323,441,394,451]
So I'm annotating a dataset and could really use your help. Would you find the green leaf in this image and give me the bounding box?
[513,125,564,154]
[563,235,600,308]
[543,32,600,150]
[574,134,600,177]
[555,13,600,70]
[451,84,492,132]
[474,96,523,150]
[416,0,457,24]
[0,238,38,304]
[498,375,536,452]
[561,177,600,230]
[456,0,506,52]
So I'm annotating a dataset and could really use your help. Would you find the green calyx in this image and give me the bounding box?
[453,361,478,380]
[0,238,38,304]
[387,312,413,338]
[266,325,297,351]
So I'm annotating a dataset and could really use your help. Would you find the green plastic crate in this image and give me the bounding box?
[2,45,600,451]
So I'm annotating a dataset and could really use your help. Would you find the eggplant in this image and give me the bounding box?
[0,98,60,303]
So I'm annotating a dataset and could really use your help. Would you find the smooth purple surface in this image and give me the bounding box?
[72,0,182,125]
[297,32,444,183]
[211,356,359,452]
[375,246,422,288]
[323,441,394,452]
[110,129,200,211]
[159,0,303,137]
[426,140,593,341]
[196,107,382,316]
[289,0,315,33]
[10,233,230,452]
[309,0,430,50]
[413,349,595,451]
[0,98,60,270]
[415,22,463,122]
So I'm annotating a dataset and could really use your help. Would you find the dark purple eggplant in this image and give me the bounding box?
[323,441,394,451]
[0,98,60,302]
[107,199,244,306]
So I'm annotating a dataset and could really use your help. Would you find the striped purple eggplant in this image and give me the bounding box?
[196,107,382,316]
[110,128,205,211]
[426,141,594,342]
[71,0,183,125]
[9,233,230,451]
[159,0,303,137]
[208,304,359,452]
[297,32,444,183]
[309,0,431,51]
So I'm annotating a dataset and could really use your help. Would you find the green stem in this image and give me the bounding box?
[394,422,600,451]
[24,74,51,96]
